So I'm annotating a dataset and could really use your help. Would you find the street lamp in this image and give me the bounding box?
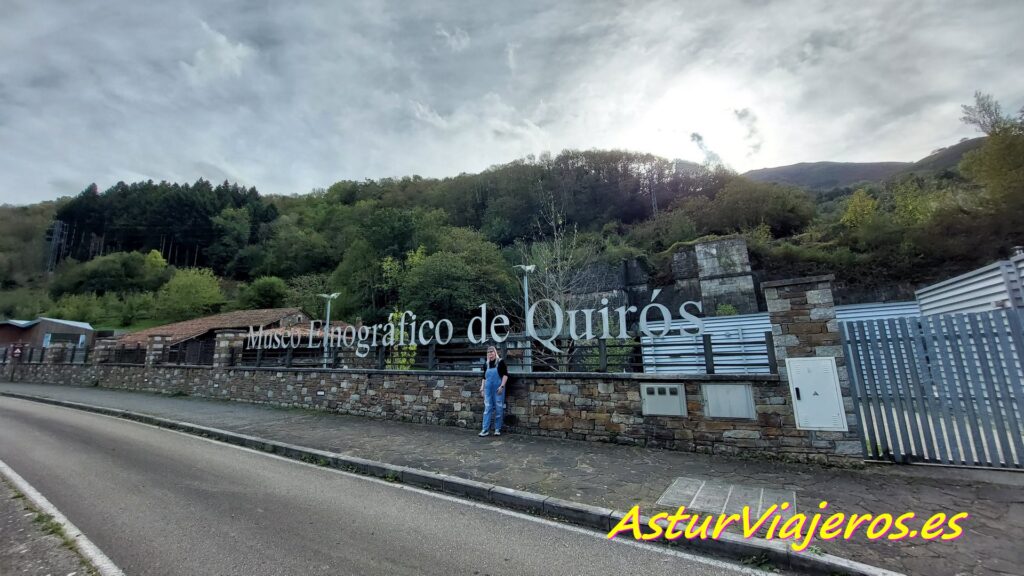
[512,264,535,316]
[512,265,535,373]
[318,292,340,367]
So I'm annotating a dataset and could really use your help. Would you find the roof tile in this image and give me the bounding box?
[118,308,307,345]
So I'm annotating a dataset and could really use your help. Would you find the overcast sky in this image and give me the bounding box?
[1,1,1021,204]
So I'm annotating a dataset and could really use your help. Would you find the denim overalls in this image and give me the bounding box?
[481,360,504,433]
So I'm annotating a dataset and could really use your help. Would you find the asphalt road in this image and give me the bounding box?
[0,397,765,576]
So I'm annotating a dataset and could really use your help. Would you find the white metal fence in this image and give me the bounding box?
[916,258,1024,316]
[641,301,920,375]
[843,310,1024,469]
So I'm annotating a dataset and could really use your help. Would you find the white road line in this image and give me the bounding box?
[722,484,735,515]
[0,457,125,576]
[688,479,706,508]
[28,401,773,576]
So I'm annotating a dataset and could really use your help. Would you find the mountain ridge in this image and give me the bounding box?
[742,137,986,190]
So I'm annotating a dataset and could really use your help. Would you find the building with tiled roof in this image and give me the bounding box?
[118,308,310,346]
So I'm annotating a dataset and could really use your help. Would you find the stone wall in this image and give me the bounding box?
[5,363,851,464]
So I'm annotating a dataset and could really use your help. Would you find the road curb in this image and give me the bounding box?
[1,390,902,576]
[0,456,125,576]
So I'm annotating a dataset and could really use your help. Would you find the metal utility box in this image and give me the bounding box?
[640,383,687,417]
[785,357,847,431]
[702,384,755,419]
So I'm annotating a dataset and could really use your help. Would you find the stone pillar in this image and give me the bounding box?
[1,347,13,380]
[213,330,246,369]
[696,238,758,315]
[145,335,172,366]
[44,342,72,364]
[763,275,842,368]
[762,274,860,462]
[91,338,120,365]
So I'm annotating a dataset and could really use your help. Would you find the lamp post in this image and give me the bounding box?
[512,265,535,373]
[318,292,340,368]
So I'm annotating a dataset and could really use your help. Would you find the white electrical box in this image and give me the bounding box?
[785,357,847,431]
[702,384,755,419]
[641,383,687,417]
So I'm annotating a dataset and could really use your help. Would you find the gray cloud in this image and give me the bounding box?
[733,108,762,156]
[690,133,723,166]
[435,24,470,52]
[1,0,1022,204]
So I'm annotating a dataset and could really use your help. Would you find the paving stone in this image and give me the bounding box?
[723,485,764,516]
[690,480,731,513]
[655,476,702,507]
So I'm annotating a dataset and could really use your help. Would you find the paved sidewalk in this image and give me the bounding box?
[1,474,94,576]
[2,382,1021,576]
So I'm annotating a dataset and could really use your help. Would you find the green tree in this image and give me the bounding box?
[48,293,104,324]
[49,251,172,298]
[117,292,157,326]
[256,216,333,278]
[207,207,252,276]
[329,238,383,322]
[155,268,226,321]
[285,273,331,318]
[840,189,879,229]
[959,92,1024,251]
[627,208,698,253]
[399,252,479,324]
[400,228,514,325]
[681,178,814,237]
[239,276,289,309]
[960,91,1021,136]
[0,288,53,320]
[144,249,168,271]
[385,310,417,370]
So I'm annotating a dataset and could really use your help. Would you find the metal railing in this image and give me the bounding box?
[229,332,778,375]
[102,344,146,365]
[162,339,215,366]
[0,346,91,365]
[0,331,778,375]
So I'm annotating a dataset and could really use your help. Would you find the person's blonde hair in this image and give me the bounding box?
[486,345,501,364]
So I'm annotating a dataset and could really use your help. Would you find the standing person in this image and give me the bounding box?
[479,345,509,436]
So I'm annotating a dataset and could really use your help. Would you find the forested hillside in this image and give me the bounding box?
[743,137,987,190]
[1,94,1021,331]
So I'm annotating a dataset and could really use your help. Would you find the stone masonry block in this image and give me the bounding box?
[834,441,863,456]
[815,346,844,358]
[810,307,835,320]
[806,289,834,305]
[723,430,761,439]
[775,335,799,347]
[786,323,824,335]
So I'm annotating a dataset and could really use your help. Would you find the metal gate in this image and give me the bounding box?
[841,309,1024,469]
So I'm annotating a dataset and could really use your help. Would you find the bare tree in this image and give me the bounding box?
[961,91,1022,135]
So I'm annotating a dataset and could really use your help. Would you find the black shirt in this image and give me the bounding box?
[483,358,509,378]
